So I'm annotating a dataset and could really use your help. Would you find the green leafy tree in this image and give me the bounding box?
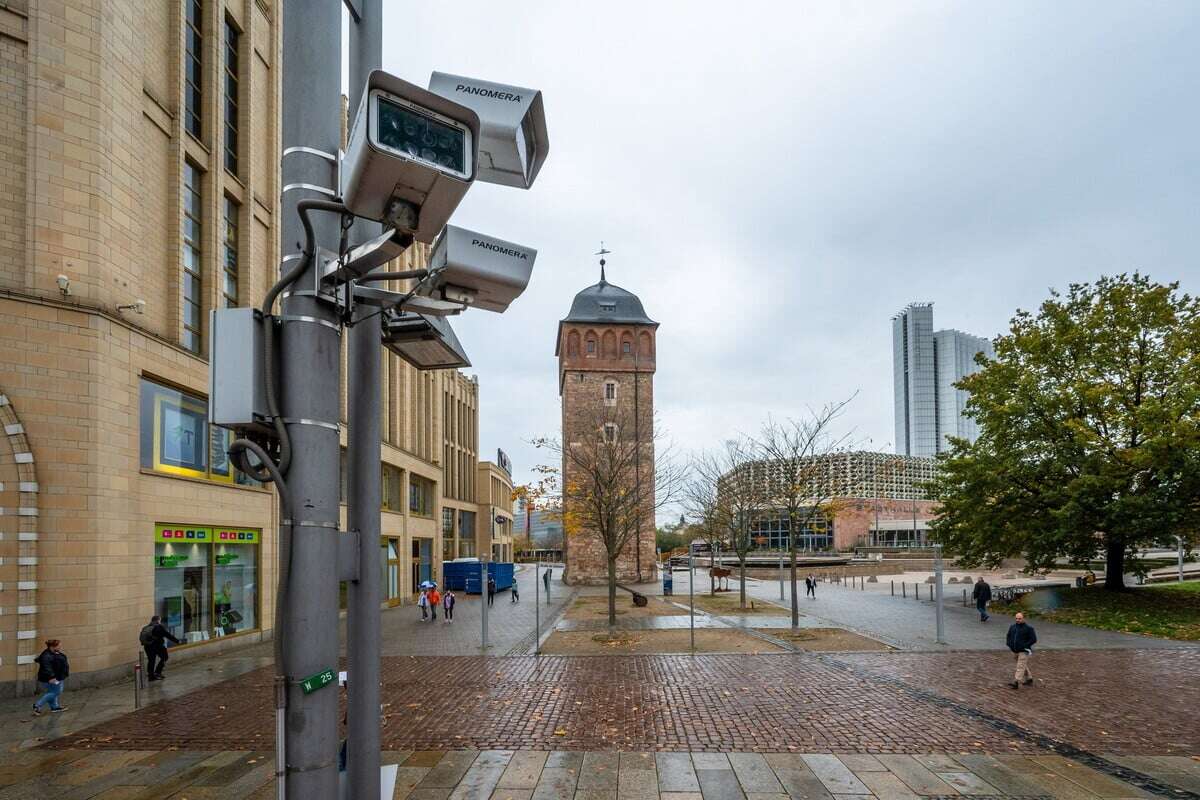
[930,274,1200,590]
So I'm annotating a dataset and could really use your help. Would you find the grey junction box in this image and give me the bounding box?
[208,307,271,434]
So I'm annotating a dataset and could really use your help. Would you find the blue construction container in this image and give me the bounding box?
[452,561,515,594]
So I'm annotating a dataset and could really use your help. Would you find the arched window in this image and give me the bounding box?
[567,330,580,356]
[639,331,653,357]
[586,338,596,355]
[602,330,617,357]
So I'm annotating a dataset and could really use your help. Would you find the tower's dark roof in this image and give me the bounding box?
[561,278,657,326]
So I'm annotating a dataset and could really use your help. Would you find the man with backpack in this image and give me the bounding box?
[140,615,181,681]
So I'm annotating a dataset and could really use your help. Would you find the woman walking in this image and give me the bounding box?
[443,590,455,623]
[32,639,69,715]
[418,589,429,621]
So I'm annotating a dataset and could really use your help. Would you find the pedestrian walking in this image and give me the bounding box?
[429,587,440,621]
[487,576,496,607]
[1006,612,1037,689]
[511,581,519,603]
[543,568,551,593]
[972,576,992,622]
[32,639,69,715]
[443,590,455,623]
[806,574,816,598]
[139,615,181,680]
[418,590,429,621]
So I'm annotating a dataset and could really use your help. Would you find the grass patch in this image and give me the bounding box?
[1019,581,1200,640]
[687,592,779,616]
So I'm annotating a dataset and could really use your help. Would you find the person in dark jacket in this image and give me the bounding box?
[487,576,496,607]
[1005,612,1037,689]
[32,639,69,714]
[140,615,181,681]
[972,577,992,622]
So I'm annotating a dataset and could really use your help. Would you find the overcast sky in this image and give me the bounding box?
[366,1,1200,499]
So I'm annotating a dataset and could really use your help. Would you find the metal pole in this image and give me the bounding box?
[346,4,384,797]
[934,544,945,644]
[778,549,784,601]
[481,557,489,650]
[534,562,540,655]
[1177,536,1185,582]
[688,549,695,654]
[280,0,342,795]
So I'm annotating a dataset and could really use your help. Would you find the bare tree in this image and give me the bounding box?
[534,404,686,627]
[693,438,767,608]
[682,459,726,595]
[754,400,854,628]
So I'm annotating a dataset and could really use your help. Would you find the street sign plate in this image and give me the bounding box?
[300,668,336,695]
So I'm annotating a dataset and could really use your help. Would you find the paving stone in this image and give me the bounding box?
[1027,755,1150,798]
[801,755,870,796]
[394,766,434,798]
[576,753,617,790]
[545,752,582,771]
[856,770,920,800]
[408,752,450,768]
[617,766,658,800]
[914,754,963,772]
[952,755,1053,798]
[994,756,1097,800]
[745,795,789,800]
[421,751,481,788]
[693,753,733,771]
[408,789,454,800]
[874,755,957,796]
[660,794,705,800]
[936,771,1002,796]
[729,753,783,794]
[696,768,747,800]
[497,751,546,789]
[834,754,887,773]
[490,791,533,800]
[658,752,702,793]
[450,751,514,800]
[772,767,834,800]
[569,791,614,800]
[533,766,581,800]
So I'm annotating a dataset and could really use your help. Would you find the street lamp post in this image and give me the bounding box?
[534,561,540,655]
[1176,535,1185,582]
[934,543,946,645]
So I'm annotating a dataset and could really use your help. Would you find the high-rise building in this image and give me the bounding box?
[892,303,993,456]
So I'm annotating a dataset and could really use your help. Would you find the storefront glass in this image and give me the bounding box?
[154,524,260,643]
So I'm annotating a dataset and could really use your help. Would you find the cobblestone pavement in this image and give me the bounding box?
[4,747,1199,799]
[42,649,1200,756]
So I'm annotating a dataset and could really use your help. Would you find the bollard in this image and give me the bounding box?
[962,588,967,607]
[860,576,864,591]
[891,580,895,596]
[133,662,142,710]
[902,582,906,598]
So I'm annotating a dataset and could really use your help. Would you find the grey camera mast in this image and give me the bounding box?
[207,4,549,797]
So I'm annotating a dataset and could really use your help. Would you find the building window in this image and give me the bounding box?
[603,423,617,442]
[458,510,476,557]
[155,524,260,643]
[182,162,203,353]
[586,339,596,354]
[140,378,258,485]
[600,303,615,313]
[223,17,239,174]
[409,475,433,517]
[222,196,238,307]
[622,341,631,354]
[604,380,616,406]
[442,508,455,561]
[185,0,202,139]
[382,464,403,511]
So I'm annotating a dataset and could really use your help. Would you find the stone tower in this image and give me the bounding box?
[556,263,658,585]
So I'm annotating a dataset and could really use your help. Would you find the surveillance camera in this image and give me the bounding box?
[341,70,480,244]
[422,225,536,314]
[381,308,471,370]
[135,298,146,315]
[56,274,70,295]
[428,73,549,189]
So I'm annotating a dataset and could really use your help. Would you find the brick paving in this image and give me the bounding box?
[5,747,1200,799]
[42,650,1200,756]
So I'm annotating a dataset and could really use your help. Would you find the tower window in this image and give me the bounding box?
[600,303,615,313]
[622,341,631,354]
[604,381,616,405]
[586,339,596,354]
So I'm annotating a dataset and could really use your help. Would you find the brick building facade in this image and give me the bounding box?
[556,267,658,585]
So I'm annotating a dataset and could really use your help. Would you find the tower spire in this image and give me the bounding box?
[596,242,611,283]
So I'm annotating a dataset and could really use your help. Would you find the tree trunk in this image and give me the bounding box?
[789,528,799,629]
[739,555,747,609]
[1104,536,1126,591]
[607,557,618,627]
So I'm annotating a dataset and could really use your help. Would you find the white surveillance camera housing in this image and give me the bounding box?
[135,298,146,315]
[56,274,71,295]
[423,225,536,314]
[428,72,549,189]
[341,70,480,244]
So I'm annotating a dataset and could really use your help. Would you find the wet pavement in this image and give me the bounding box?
[4,747,1199,799]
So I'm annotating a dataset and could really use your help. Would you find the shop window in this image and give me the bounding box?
[154,524,260,642]
[140,378,258,485]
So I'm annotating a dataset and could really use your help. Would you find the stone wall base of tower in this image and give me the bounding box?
[563,527,659,586]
